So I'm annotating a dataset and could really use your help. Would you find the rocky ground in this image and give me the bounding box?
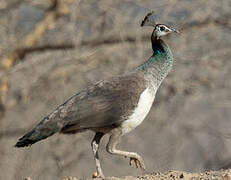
[24,169,231,180]
[1,0,231,180]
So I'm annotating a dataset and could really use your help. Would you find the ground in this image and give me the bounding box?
[24,169,231,180]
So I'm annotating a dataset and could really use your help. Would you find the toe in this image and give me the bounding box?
[129,158,135,167]
[135,160,140,168]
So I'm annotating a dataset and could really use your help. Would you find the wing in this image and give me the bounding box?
[50,72,148,131]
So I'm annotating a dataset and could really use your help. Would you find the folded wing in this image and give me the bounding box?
[57,73,148,132]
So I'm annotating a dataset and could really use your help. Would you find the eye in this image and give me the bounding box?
[160,26,165,31]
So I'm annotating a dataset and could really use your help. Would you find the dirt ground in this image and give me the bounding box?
[24,169,231,180]
[111,169,231,180]
[1,0,231,179]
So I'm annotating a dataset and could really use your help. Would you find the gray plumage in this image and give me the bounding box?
[15,73,148,147]
[15,12,179,178]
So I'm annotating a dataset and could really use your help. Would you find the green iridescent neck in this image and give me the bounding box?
[137,39,173,71]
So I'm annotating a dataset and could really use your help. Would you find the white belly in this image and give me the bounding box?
[121,88,155,134]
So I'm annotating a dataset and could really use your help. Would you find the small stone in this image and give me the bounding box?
[62,177,78,180]
[24,178,32,180]
[92,172,98,178]
[224,174,231,180]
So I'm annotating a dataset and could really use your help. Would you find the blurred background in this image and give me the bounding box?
[0,0,231,179]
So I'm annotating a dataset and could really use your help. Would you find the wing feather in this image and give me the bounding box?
[52,73,148,131]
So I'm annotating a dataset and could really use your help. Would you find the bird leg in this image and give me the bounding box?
[91,132,105,178]
[106,130,146,171]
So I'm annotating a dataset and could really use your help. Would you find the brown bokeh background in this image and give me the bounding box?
[0,0,231,179]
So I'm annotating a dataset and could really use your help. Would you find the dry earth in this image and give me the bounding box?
[1,0,231,180]
[24,169,231,180]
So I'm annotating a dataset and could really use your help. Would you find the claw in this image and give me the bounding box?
[129,157,146,170]
[136,160,139,168]
[129,158,136,168]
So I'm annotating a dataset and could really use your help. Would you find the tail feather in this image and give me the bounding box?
[15,117,63,148]
[15,129,42,147]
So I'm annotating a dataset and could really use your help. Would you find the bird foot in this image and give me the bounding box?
[92,171,105,179]
[129,157,146,170]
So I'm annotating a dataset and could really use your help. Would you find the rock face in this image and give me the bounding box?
[1,0,231,179]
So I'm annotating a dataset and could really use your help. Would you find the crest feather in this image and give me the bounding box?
[141,11,156,27]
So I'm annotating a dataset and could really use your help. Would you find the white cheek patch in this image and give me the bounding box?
[157,26,172,37]
[157,31,168,37]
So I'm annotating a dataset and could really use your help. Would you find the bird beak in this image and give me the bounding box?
[171,27,180,34]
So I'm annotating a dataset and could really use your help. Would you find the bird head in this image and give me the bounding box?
[153,24,179,39]
[141,12,180,39]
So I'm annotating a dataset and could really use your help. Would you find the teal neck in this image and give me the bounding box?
[136,38,173,87]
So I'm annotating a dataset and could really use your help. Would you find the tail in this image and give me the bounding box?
[15,117,63,148]
[15,129,38,147]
